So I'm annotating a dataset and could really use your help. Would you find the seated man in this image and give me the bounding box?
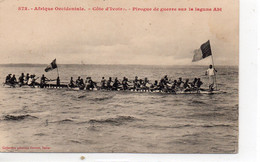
[18,73,25,85]
[196,78,203,91]
[122,77,129,90]
[68,77,75,88]
[112,77,120,90]
[183,79,191,92]
[10,74,17,85]
[5,74,12,84]
[106,77,112,90]
[171,80,178,92]
[150,80,159,91]
[177,77,184,90]
[100,77,106,89]
[76,77,81,86]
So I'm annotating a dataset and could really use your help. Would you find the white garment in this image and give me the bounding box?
[28,78,32,85]
[206,68,215,76]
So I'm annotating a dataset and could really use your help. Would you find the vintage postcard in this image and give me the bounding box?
[0,0,238,153]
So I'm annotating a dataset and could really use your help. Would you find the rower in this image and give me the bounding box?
[106,77,112,90]
[171,80,178,92]
[196,78,203,90]
[28,75,37,87]
[191,78,198,89]
[69,77,75,88]
[5,74,12,84]
[112,77,120,90]
[159,78,165,91]
[150,80,158,91]
[25,73,30,84]
[28,75,33,86]
[18,73,25,85]
[80,78,84,85]
[205,65,217,91]
[40,74,48,88]
[183,79,191,92]
[10,74,17,84]
[177,77,184,90]
[164,75,169,83]
[122,77,129,90]
[86,77,95,90]
[133,76,140,90]
[76,76,81,86]
[100,77,106,89]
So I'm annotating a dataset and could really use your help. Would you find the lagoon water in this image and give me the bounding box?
[0,64,238,153]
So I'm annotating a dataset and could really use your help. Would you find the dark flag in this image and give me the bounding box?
[192,40,212,62]
[45,59,57,72]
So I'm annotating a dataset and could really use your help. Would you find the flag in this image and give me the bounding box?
[45,59,57,72]
[192,40,212,62]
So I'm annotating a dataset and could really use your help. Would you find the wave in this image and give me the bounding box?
[88,115,137,126]
[3,114,38,121]
[69,140,81,144]
[78,95,86,99]
[34,133,46,136]
[135,124,193,129]
[188,112,225,118]
[92,96,114,102]
[191,100,206,104]
[52,119,74,124]
[201,124,232,128]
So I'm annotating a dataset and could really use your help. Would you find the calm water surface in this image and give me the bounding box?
[0,65,238,153]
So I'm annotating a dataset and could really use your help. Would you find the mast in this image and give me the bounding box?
[209,40,217,90]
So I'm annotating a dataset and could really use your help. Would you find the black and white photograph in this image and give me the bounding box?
[0,0,239,154]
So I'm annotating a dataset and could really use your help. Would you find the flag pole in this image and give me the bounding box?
[56,59,59,78]
[56,66,59,77]
[209,40,218,90]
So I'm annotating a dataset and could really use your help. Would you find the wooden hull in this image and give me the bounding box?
[2,83,225,94]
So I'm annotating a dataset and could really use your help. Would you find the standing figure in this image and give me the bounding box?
[205,65,217,91]
[56,76,60,87]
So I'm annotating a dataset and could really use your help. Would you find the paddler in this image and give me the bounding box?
[69,77,75,88]
[27,75,33,86]
[5,74,12,84]
[133,76,140,90]
[106,77,112,90]
[122,77,129,90]
[28,75,37,87]
[100,77,106,89]
[112,77,120,90]
[150,80,158,91]
[18,73,25,85]
[171,80,178,92]
[191,78,198,90]
[142,77,150,91]
[183,79,191,92]
[86,77,95,90]
[25,73,30,84]
[177,77,184,90]
[196,78,203,90]
[10,74,17,84]
[76,76,81,86]
[40,74,48,87]
[205,65,217,91]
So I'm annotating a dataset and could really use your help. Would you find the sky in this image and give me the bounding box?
[0,0,239,65]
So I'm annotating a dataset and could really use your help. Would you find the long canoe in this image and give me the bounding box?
[2,83,226,94]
